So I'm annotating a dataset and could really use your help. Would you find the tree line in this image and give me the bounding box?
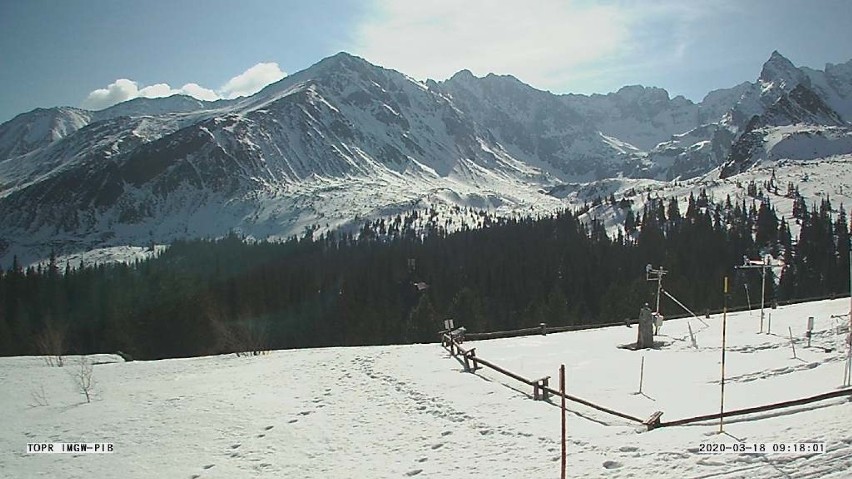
[0,191,848,360]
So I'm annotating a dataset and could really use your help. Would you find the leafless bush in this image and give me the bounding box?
[35,320,67,367]
[29,383,49,407]
[213,319,269,357]
[72,357,95,403]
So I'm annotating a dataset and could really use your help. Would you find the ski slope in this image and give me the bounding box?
[1,298,850,478]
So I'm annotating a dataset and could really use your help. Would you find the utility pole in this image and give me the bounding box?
[736,255,781,333]
[846,245,852,387]
[560,364,566,479]
[646,265,667,316]
[720,276,729,433]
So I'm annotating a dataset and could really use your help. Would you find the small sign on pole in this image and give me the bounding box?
[444,319,454,331]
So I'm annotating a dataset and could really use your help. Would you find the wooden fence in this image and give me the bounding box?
[657,387,852,428]
[441,329,852,431]
[461,292,850,342]
[441,332,649,426]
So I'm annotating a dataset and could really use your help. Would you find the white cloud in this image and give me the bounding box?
[180,83,219,102]
[81,79,140,110]
[80,63,287,110]
[351,0,629,90]
[138,83,180,98]
[219,62,287,99]
[349,0,737,94]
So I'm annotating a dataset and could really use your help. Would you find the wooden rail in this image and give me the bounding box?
[541,384,645,423]
[465,321,627,341]
[460,293,850,343]
[658,387,852,428]
[443,327,852,430]
[442,334,644,424]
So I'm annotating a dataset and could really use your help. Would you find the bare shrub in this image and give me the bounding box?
[35,320,67,367]
[212,319,269,357]
[72,357,95,403]
[29,383,49,407]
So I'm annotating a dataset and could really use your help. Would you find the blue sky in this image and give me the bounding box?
[1,0,851,123]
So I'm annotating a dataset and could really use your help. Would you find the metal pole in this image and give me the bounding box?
[560,364,566,479]
[655,271,662,316]
[736,260,780,332]
[760,264,766,333]
[789,326,797,360]
[744,284,752,315]
[638,356,645,394]
[846,246,852,387]
[720,276,728,434]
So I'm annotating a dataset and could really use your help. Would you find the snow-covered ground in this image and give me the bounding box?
[1,299,850,478]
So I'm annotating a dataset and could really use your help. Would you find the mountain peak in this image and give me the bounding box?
[759,50,804,88]
[769,50,787,62]
[315,51,372,70]
[449,69,477,82]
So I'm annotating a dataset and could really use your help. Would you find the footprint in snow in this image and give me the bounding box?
[602,460,622,469]
[264,425,274,430]
[203,464,215,470]
[405,469,423,476]
[431,443,444,450]
[288,419,298,424]
[230,444,241,449]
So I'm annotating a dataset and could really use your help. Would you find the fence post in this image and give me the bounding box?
[789,326,797,359]
[541,322,548,336]
[462,348,477,372]
[688,323,697,349]
[533,376,551,400]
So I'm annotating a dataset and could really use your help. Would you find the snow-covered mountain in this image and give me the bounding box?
[1,51,851,266]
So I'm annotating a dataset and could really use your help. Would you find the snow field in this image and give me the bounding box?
[0,298,850,478]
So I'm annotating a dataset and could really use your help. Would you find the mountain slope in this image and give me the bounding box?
[1,51,851,266]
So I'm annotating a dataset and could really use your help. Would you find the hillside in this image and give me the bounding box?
[1,51,851,268]
[2,298,850,478]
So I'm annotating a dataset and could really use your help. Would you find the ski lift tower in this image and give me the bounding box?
[646,265,667,316]
[735,255,781,333]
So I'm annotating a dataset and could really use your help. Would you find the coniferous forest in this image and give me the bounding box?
[0,190,849,360]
